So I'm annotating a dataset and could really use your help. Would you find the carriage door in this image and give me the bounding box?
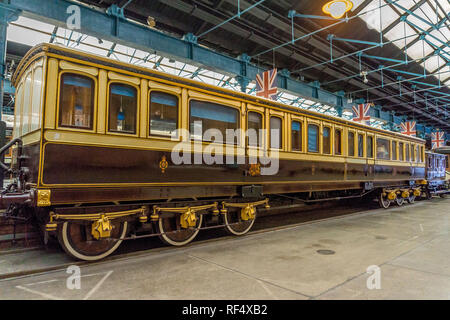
[366,133,375,181]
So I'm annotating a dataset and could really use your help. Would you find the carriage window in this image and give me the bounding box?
[323,127,331,154]
[335,129,342,155]
[190,100,239,144]
[358,134,364,157]
[411,145,415,162]
[420,146,424,162]
[416,145,420,163]
[248,112,263,147]
[108,83,137,134]
[376,138,390,160]
[308,124,319,153]
[405,144,410,161]
[367,136,373,158]
[270,116,282,149]
[59,74,94,129]
[149,91,178,137]
[291,121,302,151]
[392,141,397,160]
[348,132,355,156]
[399,142,404,161]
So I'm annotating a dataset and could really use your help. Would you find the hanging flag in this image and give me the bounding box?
[431,131,445,149]
[256,68,278,100]
[352,103,372,125]
[400,121,416,137]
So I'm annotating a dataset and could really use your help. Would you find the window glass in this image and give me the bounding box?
[109,83,137,134]
[348,132,355,156]
[248,112,263,147]
[376,138,390,159]
[405,144,410,161]
[367,136,373,158]
[411,144,415,162]
[31,67,43,132]
[22,72,32,136]
[291,121,302,151]
[323,127,331,154]
[270,117,282,149]
[358,134,364,157]
[149,91,178,137]
[59,73,94,129]
[308,124,319,152]
[399,142,404,161]
[420,146,424,162]
[392,141,397,160]
[190,100,239,144]
[13,83,23,139]
[335,129,342,155]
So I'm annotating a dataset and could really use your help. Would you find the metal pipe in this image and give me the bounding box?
[197,0,266,38]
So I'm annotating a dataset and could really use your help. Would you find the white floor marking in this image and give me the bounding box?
[256,279,278,300]
[26,279,58,286]
[83,270,113,300]
[15,285,62,300]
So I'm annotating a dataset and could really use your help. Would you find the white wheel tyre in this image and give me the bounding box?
[395,197,404,206]
[224,210,256,236]
[158,214,203,246]
[378,194,391,209]
[60,221,127,261]
[407,195,415,204]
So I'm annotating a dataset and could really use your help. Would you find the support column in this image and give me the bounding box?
[0,6,19,189]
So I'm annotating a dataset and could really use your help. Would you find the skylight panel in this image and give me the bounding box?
[360,0,399,31]
[7,23,50,46]
[407,40,434,61]
[422,54,446,73]
[384,21,417,47]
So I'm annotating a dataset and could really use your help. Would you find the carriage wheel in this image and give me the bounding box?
[158,213,203,246]
[407,195,416,204]
[378,193,391,209]
[395,197,404,206]
[58,220,128,261]
[425,190,433,200]
[223,208,256,236]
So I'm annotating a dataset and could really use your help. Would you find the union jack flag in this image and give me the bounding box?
[256,68,278,100]
[400,121,416,137]
[431,131,445,149]
[352,103,372,125]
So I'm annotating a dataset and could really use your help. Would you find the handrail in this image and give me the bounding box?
[0,138,22,173]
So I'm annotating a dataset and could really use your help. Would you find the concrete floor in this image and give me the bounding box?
[0,197,448,300]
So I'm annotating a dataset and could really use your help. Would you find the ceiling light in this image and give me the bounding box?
[322,0,353,19]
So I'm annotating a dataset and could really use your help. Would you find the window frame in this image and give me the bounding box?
[57,71,98,132]
[347,129,356,157]
[307,120,321,154]
[366,134,374,159]
[357,131,365,158]
[405,143,410,162]
[391,140,398,161]
[188,98,242,146]
[106,80,140,136]
[247,110,265,149]
[334,126,343,156]
[376,136,391,160]
[269,115,284,150]
[398,142,404,161]
[148,89,181,139]
[290,115,304,153]
[322,124,332,155]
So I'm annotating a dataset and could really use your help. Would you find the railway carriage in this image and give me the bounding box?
[0,43,437,260]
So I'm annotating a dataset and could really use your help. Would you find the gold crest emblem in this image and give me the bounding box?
[159,155,168,173]
[249,163,261,176]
